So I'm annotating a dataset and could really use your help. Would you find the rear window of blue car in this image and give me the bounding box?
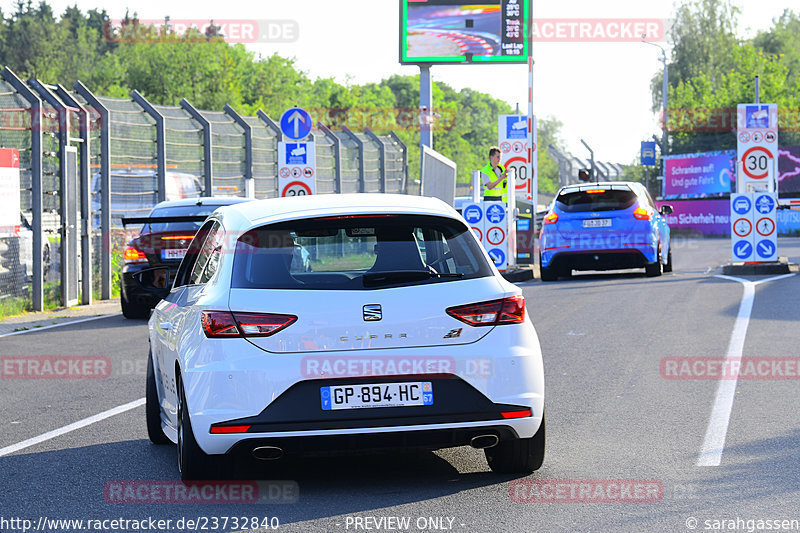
[556,189,638,212]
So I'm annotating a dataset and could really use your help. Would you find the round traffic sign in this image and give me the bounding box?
[471,227,482,241]
[755,239,776,259]
[279,167,290,178]
[488,248,506,267]
[503,156,529,190]
[756,217,775,236]
[463,205,483,224]
[733,218,752,238]
[281,181,312,197]
[280,107,313,140]
[733,240,753,260]
[303,167,314,178]
[486,226,506,245]
[500,142,511,153]
[742,146,774,179]
[755,194,775,214]
[732,196,751,215]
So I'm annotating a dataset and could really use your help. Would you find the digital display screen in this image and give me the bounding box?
[400,0,529,64]
[663,151,735,199]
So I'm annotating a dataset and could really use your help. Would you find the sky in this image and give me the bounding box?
[1,0,793,166]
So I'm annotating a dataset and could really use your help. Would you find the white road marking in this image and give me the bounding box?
[697,273,795,466]
[0,314,120,338]
[0,398,145,457]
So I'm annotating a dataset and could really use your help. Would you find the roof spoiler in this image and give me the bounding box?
[121,215,210,226]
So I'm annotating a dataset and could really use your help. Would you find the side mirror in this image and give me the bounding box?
[659,205,673,215]
[134,266,171,300]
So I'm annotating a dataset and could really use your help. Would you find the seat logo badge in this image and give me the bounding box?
[363,304,382,321]
[444,328,462,339]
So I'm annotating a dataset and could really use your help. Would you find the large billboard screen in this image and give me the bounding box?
[778,146,800,195]
[663,150,735,199]
[399,0,529,64]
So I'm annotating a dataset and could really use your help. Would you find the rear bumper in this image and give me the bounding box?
[545,249,651,272]
[226,425,522,457]
[178,322,545,455]
[540,229,658,269]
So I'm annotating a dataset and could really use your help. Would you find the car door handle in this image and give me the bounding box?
[159,322,173,331]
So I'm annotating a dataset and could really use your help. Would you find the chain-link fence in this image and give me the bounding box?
[0,67,408,314]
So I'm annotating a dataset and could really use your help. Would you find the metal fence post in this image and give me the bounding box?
[388,131,408,193]
[2,67,43,310]
[341,126,365,193]
[317,123,341,194]
[29,79,79,307]
[55,85,92,304]
[364,128,387,193]
[180,98,213,196]
[256,110,282,141]
[130,90,166,202]
[223,105,253,199]
[73,81,110,299]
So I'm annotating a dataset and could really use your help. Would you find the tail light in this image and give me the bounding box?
[543,212,558,225]
[446,296,525,326]
[632,205,652,220]
[124,246,147,263]
[201,311,297,338]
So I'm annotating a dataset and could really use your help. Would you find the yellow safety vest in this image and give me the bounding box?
[480,162,507,201]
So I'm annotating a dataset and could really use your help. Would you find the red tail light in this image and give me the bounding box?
[501,409,532,419]
[632,205,652,220]
[210,425,251,434]
[201,311,297,338]
[446,296,525,326]
[124,246,147,263]
[543,212,558,225]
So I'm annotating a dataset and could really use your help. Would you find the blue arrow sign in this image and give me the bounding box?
[756,239,776,259]
[463,204,483,224]
[280,107,313,140]
[755,194,775,214]
[488,248,506,267]
[733,241,753,260]
[732,196,751,215]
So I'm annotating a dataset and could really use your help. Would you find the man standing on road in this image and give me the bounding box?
[480,146,508,202]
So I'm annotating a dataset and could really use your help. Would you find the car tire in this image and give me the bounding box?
[177,375,228,480]
[485,414,545,474]
[146,352,171,445]
[539,253,556,282]
[121,294,150,319]
[663,247,673,273]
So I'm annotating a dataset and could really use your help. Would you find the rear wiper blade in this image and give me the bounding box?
[363,270,463,286]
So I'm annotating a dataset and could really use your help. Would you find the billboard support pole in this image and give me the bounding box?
[419,65,432,149]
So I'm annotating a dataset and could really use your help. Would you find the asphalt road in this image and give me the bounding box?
[1,237,799,533]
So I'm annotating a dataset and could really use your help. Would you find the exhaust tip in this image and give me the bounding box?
[252,446,284,460]
[470,434,499,449]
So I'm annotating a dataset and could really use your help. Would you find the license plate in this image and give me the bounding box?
[161,248,187,260]
[321,382,434,410]
[583,219,611,228]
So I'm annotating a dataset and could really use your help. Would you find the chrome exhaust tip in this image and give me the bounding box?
[252,446,284,460]
[470,434,499,449]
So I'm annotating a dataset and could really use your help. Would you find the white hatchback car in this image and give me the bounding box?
[141,193,545,480]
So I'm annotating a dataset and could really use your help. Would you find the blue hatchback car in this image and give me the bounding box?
[539,182,673,281]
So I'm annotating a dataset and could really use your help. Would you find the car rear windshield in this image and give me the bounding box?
[231,214,492,290]
[141,205,220,234]
[556,189,638,212]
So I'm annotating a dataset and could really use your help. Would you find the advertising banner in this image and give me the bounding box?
[663,151,735,199]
